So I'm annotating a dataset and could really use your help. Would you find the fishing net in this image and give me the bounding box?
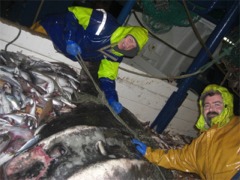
[140,0,200,34]
[221,28,240,67]
[219,27,240,96]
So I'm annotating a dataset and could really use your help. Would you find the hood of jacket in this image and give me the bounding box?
[110,26,148,56]
[196,84,234,131]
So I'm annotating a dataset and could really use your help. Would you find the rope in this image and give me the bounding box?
[182,0,213,60]
[120,7,236,82]
[133,10,195,59]
[76,54,139,138]
[120,44,235,81]
[32,0,45,25]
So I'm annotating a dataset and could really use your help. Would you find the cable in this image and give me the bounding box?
[5,25,21,51]
[32,0,45,25]
[181,0,232,76]
[119,41,235,81]
[120,6,235,82]
[182,0,240,98]
[132,10,195,59]
[182,0,213,59]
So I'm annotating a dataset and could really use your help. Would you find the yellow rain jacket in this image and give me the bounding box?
[145,116,240,179]
[144,84,239,179]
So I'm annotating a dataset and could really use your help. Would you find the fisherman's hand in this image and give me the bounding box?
[66,40,82,56]
[108,98,123,114]
[131,138,147,156]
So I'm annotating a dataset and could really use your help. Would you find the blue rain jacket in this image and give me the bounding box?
[41,7,121,62]
[39,6,148,111]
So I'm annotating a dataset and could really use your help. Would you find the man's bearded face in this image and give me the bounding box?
[203,94,224,126]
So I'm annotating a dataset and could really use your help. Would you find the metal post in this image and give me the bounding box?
[117,0,136,25]
[150,1,239,133]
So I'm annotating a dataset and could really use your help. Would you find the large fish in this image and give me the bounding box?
[1,104,172,179]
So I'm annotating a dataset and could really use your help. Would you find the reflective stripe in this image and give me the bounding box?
[95,9,107,35]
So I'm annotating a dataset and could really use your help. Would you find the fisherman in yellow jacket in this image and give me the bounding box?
[31,6,149,114]
[132,84,240,180]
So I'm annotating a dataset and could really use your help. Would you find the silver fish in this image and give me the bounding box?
[31,71,55,95]
[0,70,21,90]
[5,94,21,111]
[57,96,76,108]
[15,134,40,156]
[2,114,25,125]
[0,91,12,114]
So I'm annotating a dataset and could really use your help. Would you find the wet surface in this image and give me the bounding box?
[0,50,200,179]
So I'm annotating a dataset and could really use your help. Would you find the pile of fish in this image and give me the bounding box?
[0,50,81,165]
[0,50,200,179]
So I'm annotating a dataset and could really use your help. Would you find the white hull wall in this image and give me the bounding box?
[117,64,199,137]
[0,19,199,137]
[0,19,81,72]
[125,11,219,77]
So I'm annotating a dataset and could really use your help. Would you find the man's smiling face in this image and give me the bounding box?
[117,35,137,51]
[203,94,224,126]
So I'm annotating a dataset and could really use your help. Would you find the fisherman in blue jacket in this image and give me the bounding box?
[31,6,149,114]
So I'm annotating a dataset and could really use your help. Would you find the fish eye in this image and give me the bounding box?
[59,146,67,155]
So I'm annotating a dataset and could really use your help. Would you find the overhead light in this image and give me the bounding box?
[223,37,235,46]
